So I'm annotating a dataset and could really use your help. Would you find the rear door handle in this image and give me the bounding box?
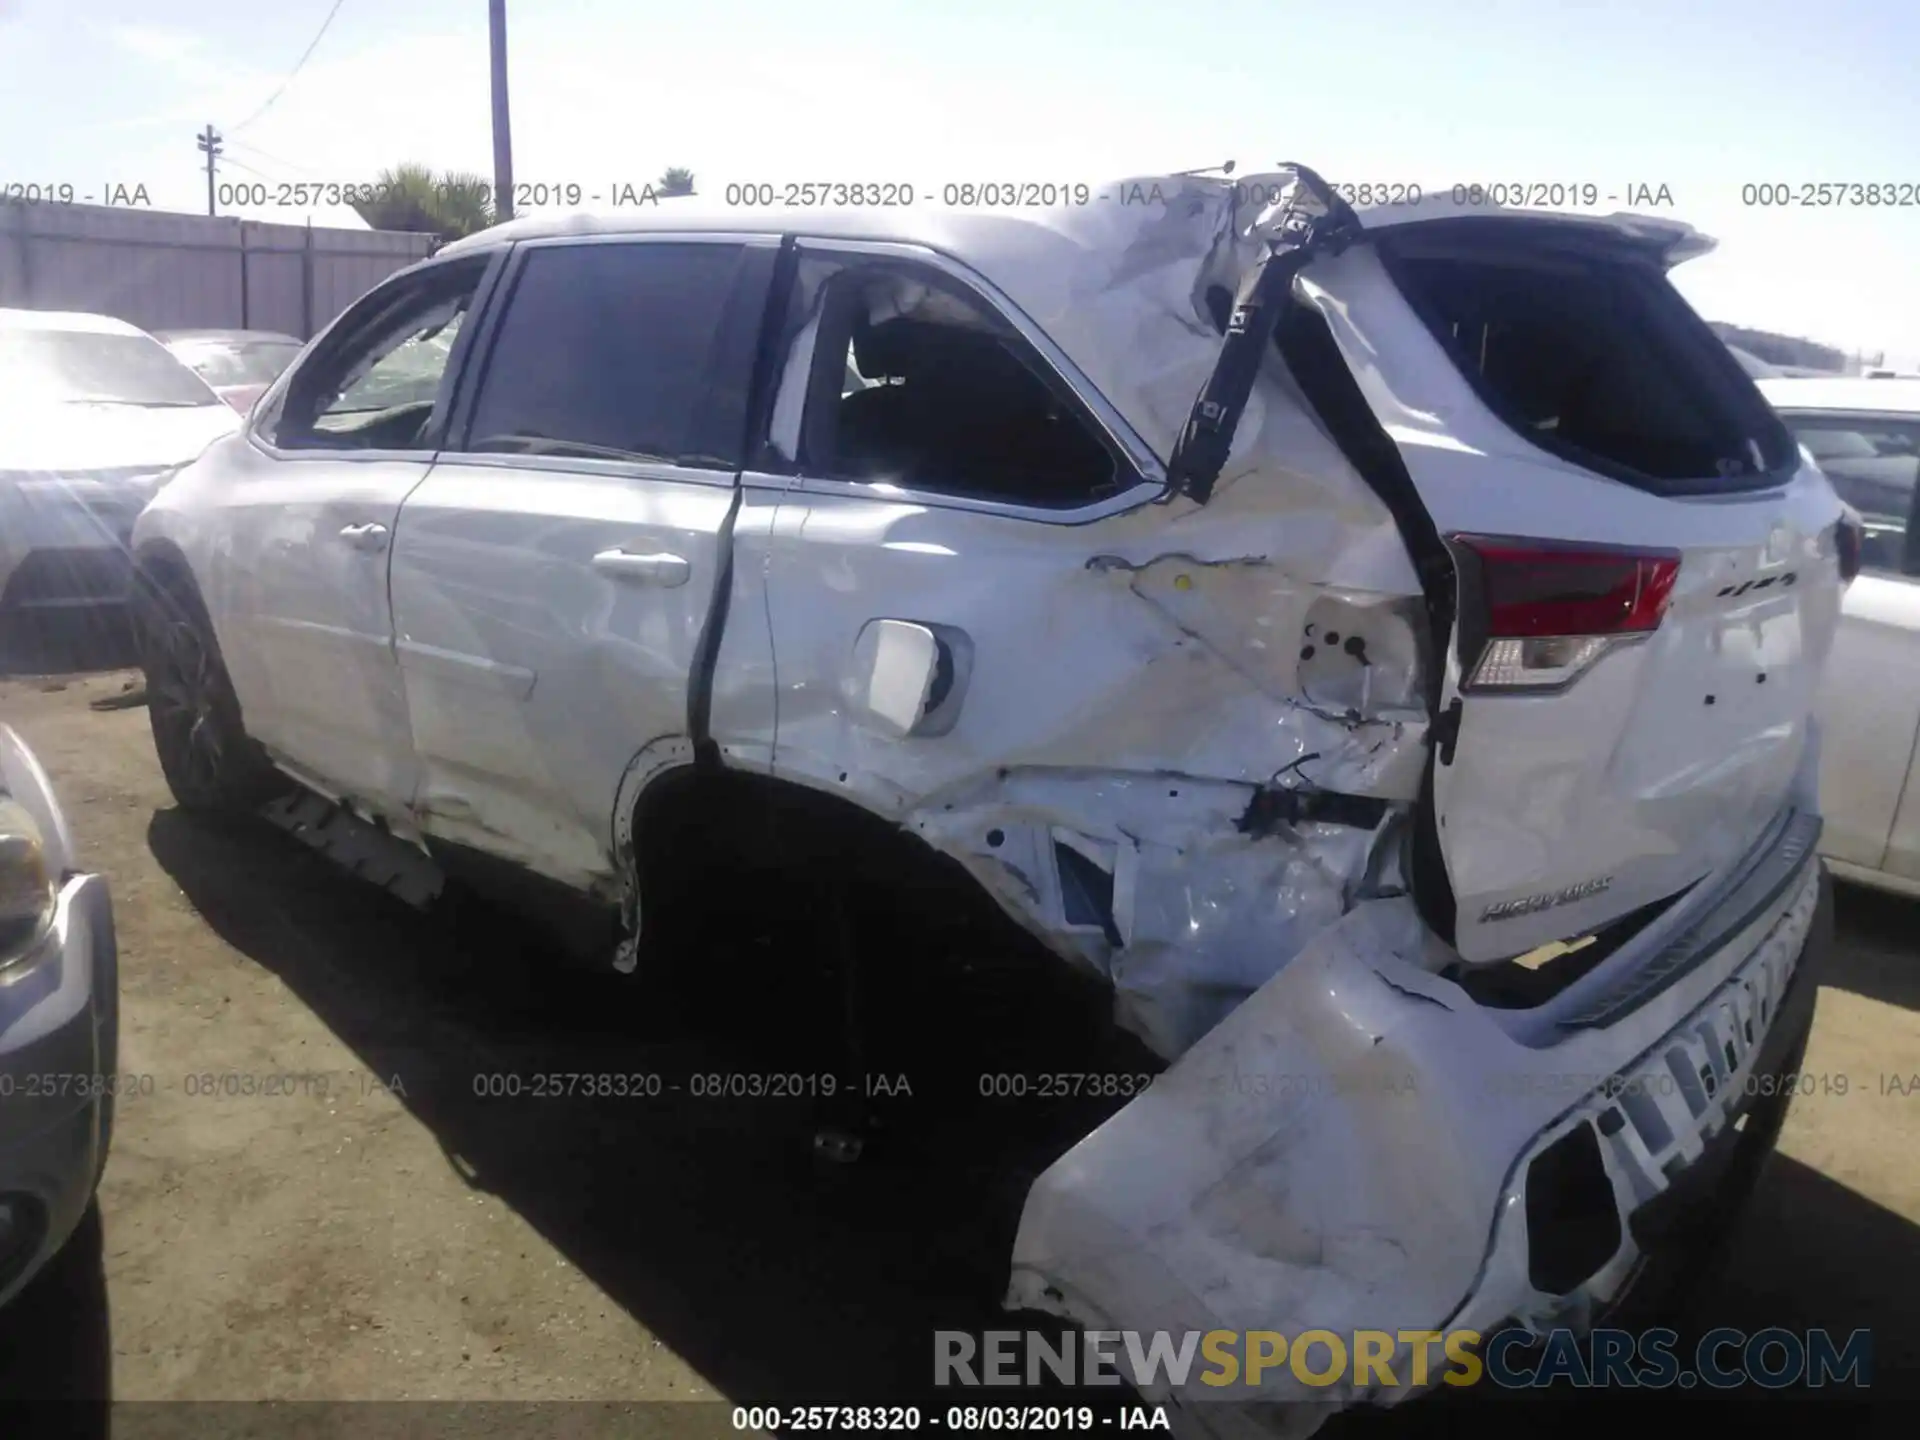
[591,549,691,587]
[339,522,390,553]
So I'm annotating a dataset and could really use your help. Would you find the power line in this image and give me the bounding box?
[220,154,284,183]
[227,137,323,175]
[231,0,350,133]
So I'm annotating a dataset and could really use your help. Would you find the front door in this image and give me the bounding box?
[211,254,495,819]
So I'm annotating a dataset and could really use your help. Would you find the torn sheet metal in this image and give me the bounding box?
[1006,861,1824,1436]
[1007,899,1482,1426]
[908,772,1409,1058]
[745,172,1440,1056]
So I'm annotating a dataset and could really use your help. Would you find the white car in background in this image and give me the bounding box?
[1761,376,1920,894]
[0,309,239,641]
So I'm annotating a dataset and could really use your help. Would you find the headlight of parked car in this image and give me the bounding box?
[0,795,57,961]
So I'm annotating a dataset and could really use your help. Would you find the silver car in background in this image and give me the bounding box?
[0,724,117,1307]
[0,308,239,642]
[155,328,305,416]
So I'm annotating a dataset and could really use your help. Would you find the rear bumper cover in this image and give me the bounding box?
[1006,821,1827,1431]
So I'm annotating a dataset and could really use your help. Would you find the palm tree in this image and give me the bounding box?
[352,164,497,241]
[656,167,695,197]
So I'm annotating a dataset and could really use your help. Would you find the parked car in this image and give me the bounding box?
[131,170,1844,1429]
[154,328,305,415]
[1725,342,1781,379]
[1761,375,1920,894]
[0,309,239,639]
[0,723,117,1308]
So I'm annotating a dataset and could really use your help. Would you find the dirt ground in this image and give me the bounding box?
[0,633,1915,1435]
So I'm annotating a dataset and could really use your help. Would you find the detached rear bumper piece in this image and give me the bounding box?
[1006,825,1826,1437]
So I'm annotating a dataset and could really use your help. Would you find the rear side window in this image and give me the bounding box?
[462,241,766,469]
[771,254,1124,508]
[1780,413,1920,577]
[1381,230,1797,493]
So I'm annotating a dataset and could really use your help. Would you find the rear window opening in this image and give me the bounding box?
[1379,229,1798,493]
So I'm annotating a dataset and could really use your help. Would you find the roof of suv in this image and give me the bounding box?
[1758,375,1920,416]
[433,173,1715,274]
[0,306,147,336]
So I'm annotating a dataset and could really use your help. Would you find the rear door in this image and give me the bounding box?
[385,234,776,890]
[1773,406,1920,875]
[1294,221,1847,961]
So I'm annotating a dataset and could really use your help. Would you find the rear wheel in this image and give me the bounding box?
[137,572,283,814]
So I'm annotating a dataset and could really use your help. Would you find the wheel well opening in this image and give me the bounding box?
[624,767,1162,1106]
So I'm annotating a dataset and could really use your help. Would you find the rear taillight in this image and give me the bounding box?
[1453,535,1680,693]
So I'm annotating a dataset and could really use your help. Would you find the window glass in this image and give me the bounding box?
[272,258,486,452]
[1783,415,1920,575]
[1384,235,1795,490]
[782,258,1119,507]
[0,329,221,408]
[328,316,463,419]
[464,242,749,466]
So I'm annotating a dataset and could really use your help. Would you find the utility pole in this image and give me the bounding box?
[488,0,514,223]
[197,124,223,216]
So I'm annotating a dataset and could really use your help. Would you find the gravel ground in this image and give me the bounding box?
[0,642,1913,1437]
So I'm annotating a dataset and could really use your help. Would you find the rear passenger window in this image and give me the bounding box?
[463,241,764,469]
[1781,415,1920,576]
[774,256,1123,508]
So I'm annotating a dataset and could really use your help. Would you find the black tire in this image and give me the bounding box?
[136,570,284,814]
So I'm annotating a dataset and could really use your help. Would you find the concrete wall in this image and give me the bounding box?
[0,201,435,339]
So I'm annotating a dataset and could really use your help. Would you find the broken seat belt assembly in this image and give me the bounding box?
[1166,164,1363,505]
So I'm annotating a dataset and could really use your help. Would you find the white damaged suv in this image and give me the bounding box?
[129,169,1845,1430]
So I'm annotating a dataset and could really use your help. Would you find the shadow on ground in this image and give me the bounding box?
[1828,881,1920,1012]
[137,804,1148,1416]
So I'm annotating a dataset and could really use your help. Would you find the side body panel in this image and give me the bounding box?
[747,239,1431,1057]
[169,433,426,817]
[384,234,778,892]
[1815,571,1920,871]
[388,460,739,890]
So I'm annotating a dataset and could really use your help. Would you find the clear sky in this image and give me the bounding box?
[2,0,1916,363]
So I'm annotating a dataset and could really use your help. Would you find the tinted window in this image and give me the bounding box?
[780,257,1120,507]
[464,242,754,467]
[1782,414,1920,576]
[1,329,220,407]
[1383,232,1795,492]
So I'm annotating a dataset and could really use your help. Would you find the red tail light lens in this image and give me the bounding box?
[1454,536,1681,693]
